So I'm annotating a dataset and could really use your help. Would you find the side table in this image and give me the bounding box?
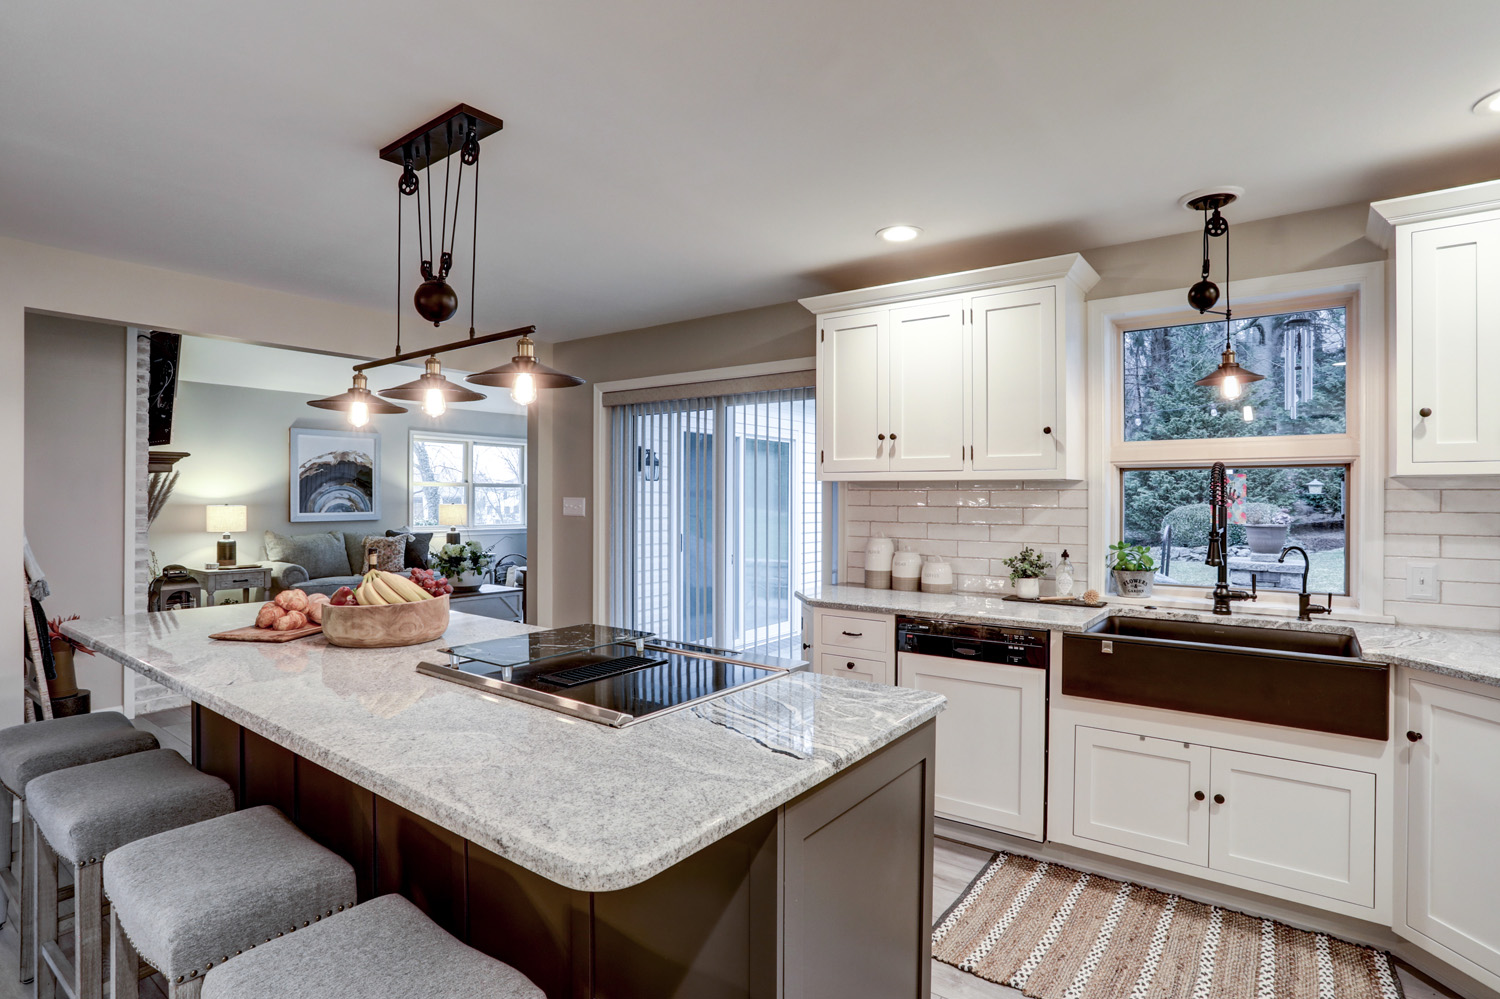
[448,584,524,623]
[189,566,274,606]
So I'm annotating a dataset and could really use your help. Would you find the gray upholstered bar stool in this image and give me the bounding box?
[0,710,158,984]
[199,894,544,999]
[104,805,357,999]
[26,749,235,999]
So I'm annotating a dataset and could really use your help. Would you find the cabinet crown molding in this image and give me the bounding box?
[1367,177,1500,248]
[798,253,1099,316]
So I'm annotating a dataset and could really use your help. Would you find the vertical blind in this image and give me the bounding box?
[607,386,819,657]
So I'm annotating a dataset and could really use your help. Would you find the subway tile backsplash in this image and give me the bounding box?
[1384,478,1500,630]
[845,482,1088,596]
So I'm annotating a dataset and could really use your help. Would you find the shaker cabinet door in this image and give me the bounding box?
[970,287,1059,472]
[818,310,888,473]
[1072,726,1210,866]
[886,299,967,473]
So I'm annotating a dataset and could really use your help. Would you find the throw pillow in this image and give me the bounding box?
[263,530,349,581]
[362,535,409,574]
[387,529,433,570]
[342,532,371,576]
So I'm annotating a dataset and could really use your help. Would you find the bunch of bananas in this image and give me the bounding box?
[353,570,436,605]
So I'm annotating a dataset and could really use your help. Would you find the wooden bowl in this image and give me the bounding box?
[321,595,450,648]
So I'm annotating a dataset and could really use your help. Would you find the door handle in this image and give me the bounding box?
[1407,731,1423,742]
[1213,794,1226,805]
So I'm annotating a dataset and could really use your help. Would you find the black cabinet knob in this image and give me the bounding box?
[1419,407,1432,418]
[1194,791,1206,801]
[845,661,856,670]
[1213,793,1226,804]
[877,434,886,441]
[889,433,897,440]
[1043,426,1052,435]
[1407,731,1423,742]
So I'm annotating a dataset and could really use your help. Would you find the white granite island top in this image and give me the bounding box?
[799,584,1500,687]
[63,606,945,893]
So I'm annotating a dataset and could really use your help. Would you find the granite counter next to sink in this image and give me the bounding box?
[798,584,1500,688]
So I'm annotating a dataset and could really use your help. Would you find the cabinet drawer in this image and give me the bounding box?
[820,653,891,686]
[222,575,264,588]
[819,613,889,654]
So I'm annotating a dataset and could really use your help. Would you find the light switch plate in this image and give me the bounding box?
[562,497,587,517]
[1406,561,1439,602]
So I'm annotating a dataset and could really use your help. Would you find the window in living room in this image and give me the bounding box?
[410,432,526,530]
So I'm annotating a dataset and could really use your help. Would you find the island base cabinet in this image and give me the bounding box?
[192,703,935,999]
[1402,675,1500,988]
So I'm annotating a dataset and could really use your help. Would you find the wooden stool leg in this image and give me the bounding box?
[168,976,203,998]
[19,802,33,986]
[0,784,12,929]
[74,862,102,999]
[32,829,56,999]
[109,909,139,999]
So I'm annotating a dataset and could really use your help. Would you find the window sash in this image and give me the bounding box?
[409,432,527,530]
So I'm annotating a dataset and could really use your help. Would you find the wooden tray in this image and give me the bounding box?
[1001,595,1106,608]
[210,623,323,642]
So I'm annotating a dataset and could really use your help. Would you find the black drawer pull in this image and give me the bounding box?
[845,661,856,670]
[1407,731,1423,742]
[840,630,863,637]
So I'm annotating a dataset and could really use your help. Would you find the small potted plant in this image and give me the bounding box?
[431,540,494,592]
[1107,542,1157,597]
[1243,504,1292,555]
[1002,546,1052,600]
[47,615,95,699]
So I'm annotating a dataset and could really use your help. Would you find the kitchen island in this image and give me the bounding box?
[64,605,945,999]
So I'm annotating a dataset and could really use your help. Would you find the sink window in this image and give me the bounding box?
[1121,465,1349,594]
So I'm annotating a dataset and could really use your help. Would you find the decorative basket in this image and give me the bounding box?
[321,595,450,648]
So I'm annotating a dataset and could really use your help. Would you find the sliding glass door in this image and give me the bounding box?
[607,387,818,657]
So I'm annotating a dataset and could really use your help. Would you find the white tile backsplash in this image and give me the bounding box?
[1384,478,1500,630]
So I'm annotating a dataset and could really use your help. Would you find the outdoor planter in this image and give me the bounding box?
[1112,569,1157,597]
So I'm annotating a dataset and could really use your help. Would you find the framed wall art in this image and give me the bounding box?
[289,428,380,522]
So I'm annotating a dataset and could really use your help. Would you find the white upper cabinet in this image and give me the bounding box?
[802,254,1098,481]
[1371,182,1500,474]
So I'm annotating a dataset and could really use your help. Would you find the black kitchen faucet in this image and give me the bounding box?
[1205,461,1257,615]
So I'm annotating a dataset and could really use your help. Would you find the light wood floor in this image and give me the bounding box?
[929,837,1457,999]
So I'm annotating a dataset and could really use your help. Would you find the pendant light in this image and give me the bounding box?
[467,333,585,405]
[380,355,486,417]
[308,372,408,427]
[1182,189,1264,401]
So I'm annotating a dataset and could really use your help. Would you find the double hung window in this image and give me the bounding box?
[409,432,526,529]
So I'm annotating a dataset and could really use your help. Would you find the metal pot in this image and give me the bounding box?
[1112,569,1156,597]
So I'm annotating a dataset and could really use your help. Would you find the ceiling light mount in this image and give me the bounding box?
[1473,89,1500,115]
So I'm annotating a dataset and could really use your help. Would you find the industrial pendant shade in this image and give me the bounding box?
[380,355,486,418]
[307,104,583,426]
[1182,189,1265,402]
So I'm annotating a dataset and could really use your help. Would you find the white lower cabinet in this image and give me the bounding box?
[810,608,894,685]
[1071,726,1376,906]
[819,652,890,685]
[1402,674,1500,986]
[897,653,1046,840]
[1073,727,1210,865]
[1208,749,1375,906]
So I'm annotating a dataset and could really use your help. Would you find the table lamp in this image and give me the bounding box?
[206,504,248,567]
[438,503,467,546]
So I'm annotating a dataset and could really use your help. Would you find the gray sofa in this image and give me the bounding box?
[257,529,431,596]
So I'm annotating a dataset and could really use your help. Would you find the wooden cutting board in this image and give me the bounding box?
[209,623,323,642]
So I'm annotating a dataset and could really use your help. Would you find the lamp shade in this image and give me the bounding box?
[438,504,468,528]
[206,505,248,534]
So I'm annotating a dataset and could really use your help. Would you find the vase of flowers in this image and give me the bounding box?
[1002,546,1052,600]
[1106,542,1157,597]
[431,541,494,592]
[47,615,94,699]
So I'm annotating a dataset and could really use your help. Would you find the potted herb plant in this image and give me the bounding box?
[1107,542,1158,597]
[1002,546,1052,600]
[47,615,95,699]
[431,541,495,592]
[1243,504,1292,555]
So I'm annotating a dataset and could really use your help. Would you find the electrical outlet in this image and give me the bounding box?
[562,497,587,518]
[1406,561,1439,602]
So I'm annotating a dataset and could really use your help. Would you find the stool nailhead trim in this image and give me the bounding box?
[150,900,357,983]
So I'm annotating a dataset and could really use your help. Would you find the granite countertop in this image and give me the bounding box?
[798,584,1500,688]
[63,606,945,893]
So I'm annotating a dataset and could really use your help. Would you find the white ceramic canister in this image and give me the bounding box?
[920,557,954,594]
[865,535,894,590]
[891,550,923,592]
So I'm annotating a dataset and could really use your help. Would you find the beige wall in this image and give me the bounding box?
[533,202,1390,627]
[151,380,527,581]
[24,314,129,707]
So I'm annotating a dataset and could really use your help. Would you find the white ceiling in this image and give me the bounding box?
[6,0,1500,343]
[177,335,529,415]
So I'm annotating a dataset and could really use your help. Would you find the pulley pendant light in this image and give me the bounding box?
[466,333,585,406]
[1181,188,1264,401]
[308,372,409,428]
[380,355,486,417]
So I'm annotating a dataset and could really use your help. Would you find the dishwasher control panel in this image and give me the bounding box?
[896,617,1049,668]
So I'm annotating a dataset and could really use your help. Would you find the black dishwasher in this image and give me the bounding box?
[897,618,1049,669]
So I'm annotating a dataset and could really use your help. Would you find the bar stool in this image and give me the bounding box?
[0,711,158,983]
[26,749,235,999]
[199,894,544,998]
[104,805,356,999]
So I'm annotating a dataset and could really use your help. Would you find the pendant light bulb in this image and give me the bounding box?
[1221,374,1241,400]
[510,371,537,406]
[423,386,447,418]
[1242,405,1254,422]
[349,399,370,428]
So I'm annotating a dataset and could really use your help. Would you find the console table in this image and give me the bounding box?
[449,583,524,622]
[189,566,273,605]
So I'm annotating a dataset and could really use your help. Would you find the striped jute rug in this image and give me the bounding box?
[932,853,1402,999]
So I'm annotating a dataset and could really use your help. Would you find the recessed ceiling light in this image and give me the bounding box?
[1473,89,1500,115]
[877,225,922,242]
